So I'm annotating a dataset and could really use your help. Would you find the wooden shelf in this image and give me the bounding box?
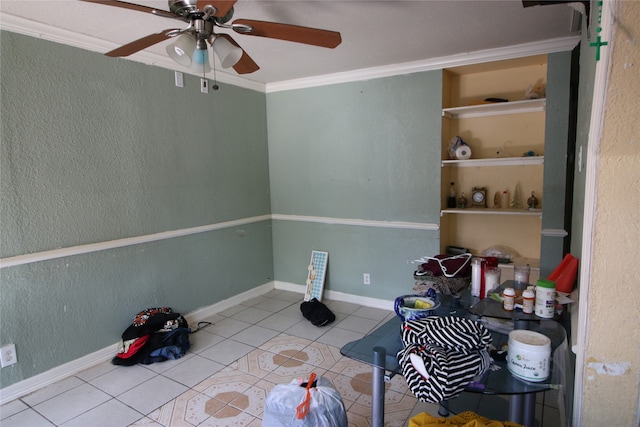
[441,208,542,217]
[442,156,544,168]
[442,99,546,119]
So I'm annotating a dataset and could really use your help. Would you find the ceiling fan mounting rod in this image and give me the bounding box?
[192,18,214,40]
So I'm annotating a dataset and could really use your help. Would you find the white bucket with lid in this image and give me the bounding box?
[507,330,551,382]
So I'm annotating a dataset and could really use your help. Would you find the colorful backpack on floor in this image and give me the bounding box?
[112,307,190,366]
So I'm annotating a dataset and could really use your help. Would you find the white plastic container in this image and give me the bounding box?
[535,279,556,318]
[507,330,551,382]
[471,258,482,297]
[514,265,530,284]
[484,266,501,296]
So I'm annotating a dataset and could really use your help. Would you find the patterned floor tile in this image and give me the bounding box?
[258,334,313,354]
[228,378,276,418]
[144,389,206,426]
[346,410,370,427]
[264,357,328,385]
[289,341,343,370]
[225,348,275,378]
[346,400,372,420]
[322,372,367,403]
[192,369,261,397]
[183,371,268,426]
[199,404,258,427]
[355,387,418,413]
[129,416,164,426]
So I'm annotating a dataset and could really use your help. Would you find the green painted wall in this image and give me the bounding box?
[1,29,576,391]
[0,32,273,388]
[266,73,443,299]
[541,50,575,277]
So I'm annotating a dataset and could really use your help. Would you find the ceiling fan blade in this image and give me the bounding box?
[197,1,237,18]
[217,34,259,74]
[79,0,177,20]
[232,19,341,48]
[105,29,177,57]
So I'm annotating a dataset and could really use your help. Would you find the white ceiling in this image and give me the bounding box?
[0,1,583,90]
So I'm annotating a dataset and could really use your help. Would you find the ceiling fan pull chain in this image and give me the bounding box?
[211,46,219,91]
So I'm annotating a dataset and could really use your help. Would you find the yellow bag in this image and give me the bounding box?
[408,411,523,427]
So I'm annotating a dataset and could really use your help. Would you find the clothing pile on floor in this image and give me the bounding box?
[112,307,191,366]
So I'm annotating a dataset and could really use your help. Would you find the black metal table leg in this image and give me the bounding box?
[522,392,537,426]
[509,394,524,425]
[372,346,386,427]
[438,400,450,417]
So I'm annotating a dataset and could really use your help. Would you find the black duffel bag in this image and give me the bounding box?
[300,298,335,327]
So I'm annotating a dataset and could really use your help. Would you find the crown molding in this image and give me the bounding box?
[265,36,580,93]
[2,13,579,94]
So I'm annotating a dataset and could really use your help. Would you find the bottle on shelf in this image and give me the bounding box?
[447,182,457,208]
[500,189,509,209]
[458,192,467,209]
[527,191,539,209]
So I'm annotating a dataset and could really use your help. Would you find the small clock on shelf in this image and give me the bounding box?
[471,187,487,207]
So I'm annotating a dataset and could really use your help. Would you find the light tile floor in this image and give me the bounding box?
[0,289,561,426]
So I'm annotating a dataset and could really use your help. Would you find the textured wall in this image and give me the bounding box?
[0,32,273,388]
[541,51,574,278]
[580,1,640,424]
[266,72,442,298]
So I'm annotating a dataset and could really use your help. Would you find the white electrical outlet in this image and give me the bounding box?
[1,344,17,367]
[363,273,371,285]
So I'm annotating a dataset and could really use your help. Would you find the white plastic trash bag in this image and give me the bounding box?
[262,373,348,427]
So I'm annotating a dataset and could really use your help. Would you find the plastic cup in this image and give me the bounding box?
[514,265,531,284]
[484,267,501,296]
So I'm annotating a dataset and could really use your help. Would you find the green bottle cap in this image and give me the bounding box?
[536,279,556,289]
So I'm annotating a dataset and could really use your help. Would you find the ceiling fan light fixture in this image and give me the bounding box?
[166,33,195,67]
[213,36,243,69]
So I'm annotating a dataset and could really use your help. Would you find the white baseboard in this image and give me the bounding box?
[0,282,277,405]
[0,344,118,405]
[183,282,276,326]
[273,280,394,311]
[0,281,393,404]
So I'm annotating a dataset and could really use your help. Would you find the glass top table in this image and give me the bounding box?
[469,280,561,328]
[340,289,567,427]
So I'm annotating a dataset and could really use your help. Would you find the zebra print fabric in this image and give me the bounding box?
[397,316,492,403]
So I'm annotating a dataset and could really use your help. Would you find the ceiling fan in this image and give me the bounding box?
[80,0,342,75]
